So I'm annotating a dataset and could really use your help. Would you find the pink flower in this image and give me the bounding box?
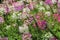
[49,37,57,40]
[28,2,34,10]
[12,2,24,11]
[2,37,8,40]
[45,0,52,5]
[4,5,10,13]
[0,37,8,40]
[33,23,36,28]
[57,8,60,13]
[0,17,4,23]
[57,15,60,22]
[53,13,59,19]
[37,20,47,30]
[8,0,15,4]
[57,3,60,8]
[28,16,33,22]
[57,0,60,8]
[22,33,32,40]
[36,15,40,20]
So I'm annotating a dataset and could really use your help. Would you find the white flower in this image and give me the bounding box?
[40,1,44,5]
[52,0,57,4]
[11,13,17,19]
[9,6,14,11]
[19,26,25,33]
[45,11,51,16]
[0,8,4,11]
[6,25,11,30]
[58,0,60,3]
[53,8,57,13]
[19,24,29,33]
[17,13,22,18]
[46,5,50,10]
[44,32,53,38]
[23,7,30,13]
[39,6,45,11]
[19,12,29,19]
[35,4,39,8]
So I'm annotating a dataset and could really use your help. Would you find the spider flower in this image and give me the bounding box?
[19,24,29,33]
[4,6,10,13]
[45,0,52,5]
[22,33,32,40]
[57,8,60,13]
[37,20,47,30]
[0,16,4,23]
[12,2,24,11]
[49,37,57,40]
[53,13,59,19]
[36,15,40,20]
[28,2,34,10]
[57,0,60,8]
[57,15,60,22]
[2,37,8,40]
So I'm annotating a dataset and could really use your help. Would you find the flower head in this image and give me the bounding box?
[36,15,40,20]
[12,2,24,11]
[28,2,34,10]
[19,24,29,33]
[45,0,52,5]
[22,33,32,40]
[4,5,10,13]
[53,13,59,19]
[57,0,60,8]
[57,15,60,22]
[2,37,8,40]
[45,11,51,16]
[49,37,57,40]
[0,37,8,40]
[0,16,4,23]
[37,20,47,30]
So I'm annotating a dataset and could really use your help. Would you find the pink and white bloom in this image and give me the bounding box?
[37,20,47,30]
[4,5,10,13]
[0,16,4,23]
[19,24,29,33]
[45,0,52,5]
[28,2,34,10]
[12,1,24,11]
[57,0,60,8]
[57,15,60,22]
[22,33,32,40]
[36,15,40,20]
[49,37,57,40]
[53,13,59,19]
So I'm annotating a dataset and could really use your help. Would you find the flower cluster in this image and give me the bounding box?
[0,0,60,40]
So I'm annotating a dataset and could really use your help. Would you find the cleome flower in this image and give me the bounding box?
[12,1,24,11]
[22,33,32,40]
[19,24,29,33]
[0,16,4,24]
[37,20,47,30]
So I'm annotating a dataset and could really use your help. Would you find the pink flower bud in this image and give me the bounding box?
[0,17,4,23]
